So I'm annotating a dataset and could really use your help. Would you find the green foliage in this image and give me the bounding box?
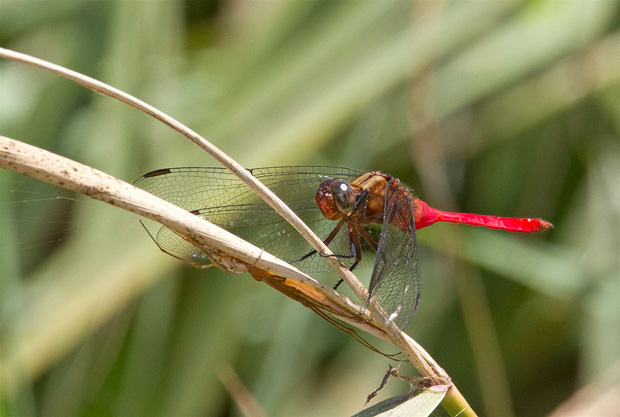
[1,0,619,416]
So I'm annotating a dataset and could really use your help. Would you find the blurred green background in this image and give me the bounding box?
[1,1,619,416]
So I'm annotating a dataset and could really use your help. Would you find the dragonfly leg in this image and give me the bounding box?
[336,226,380,291]
[290,217,348,263]
[348,223,363,271]
[356,224,378,251]
[333,224,363,290]
[291,248,318,264]
[361,223,390,269]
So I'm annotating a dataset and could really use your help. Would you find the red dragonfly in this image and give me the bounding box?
[134,166,552,330]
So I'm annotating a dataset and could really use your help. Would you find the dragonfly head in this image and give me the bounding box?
[315,178,356,220]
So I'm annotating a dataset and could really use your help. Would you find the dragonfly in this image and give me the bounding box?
[134,166,553,330]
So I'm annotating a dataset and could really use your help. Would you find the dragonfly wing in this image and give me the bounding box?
[153,225,211,265]
[134,166,375,272]
[367,180,421,330]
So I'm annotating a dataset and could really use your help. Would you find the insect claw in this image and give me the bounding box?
[359,295,371,316]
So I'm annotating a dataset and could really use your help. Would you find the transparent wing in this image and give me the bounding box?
[367,179,421,330]
[134,166,378,272]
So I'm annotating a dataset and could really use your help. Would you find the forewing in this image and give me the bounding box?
[134,166,376,271]
[367,180,421,330]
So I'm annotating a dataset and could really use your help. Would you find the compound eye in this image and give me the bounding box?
[330,181,355,213]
